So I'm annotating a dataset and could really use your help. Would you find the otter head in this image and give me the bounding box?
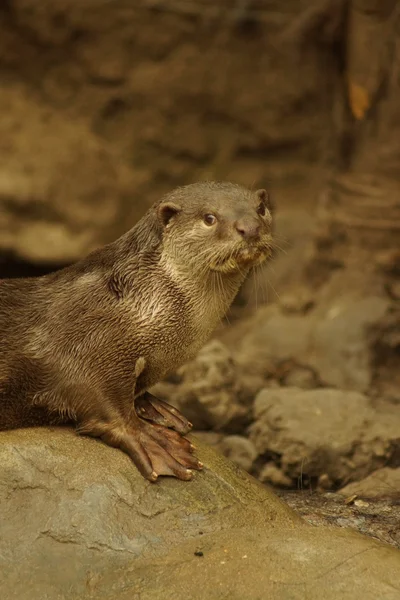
[156,181,273,279]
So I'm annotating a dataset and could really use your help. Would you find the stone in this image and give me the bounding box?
[339,467,400,499]
[1,427,400,599]
[219,435,258,472]
[249,387,400,484]
[235,284,389,393]
[0,87,138,264]
[156,341,247,430]
[282,365,317,389]
[259,463,292,488]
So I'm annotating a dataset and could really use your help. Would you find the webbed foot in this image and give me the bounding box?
[135,392,192,435]
[105,420,202,481]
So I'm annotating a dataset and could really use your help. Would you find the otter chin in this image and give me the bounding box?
[0,181,273,482]
[210,243,273,274]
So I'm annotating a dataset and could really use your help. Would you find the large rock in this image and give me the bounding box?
[0,427,297,599]
[1,427,400,599]
[99,527,400,600]
[339,467,400,499]
[249,387,400,485]
[233,278,389,393]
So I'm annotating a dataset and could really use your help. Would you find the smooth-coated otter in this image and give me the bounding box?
[0,181,273,481]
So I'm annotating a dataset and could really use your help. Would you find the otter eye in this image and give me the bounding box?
[203,213,217,226]
[257,202,266,217]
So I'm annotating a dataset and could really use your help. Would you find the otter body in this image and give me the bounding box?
[0,182,273,481]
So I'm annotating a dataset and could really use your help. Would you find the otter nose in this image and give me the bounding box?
[235,219,261,241]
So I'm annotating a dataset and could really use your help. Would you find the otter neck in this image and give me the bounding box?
[203,271,246,321]
[160,254,248,323]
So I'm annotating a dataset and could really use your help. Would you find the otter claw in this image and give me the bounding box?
[135,392,192,435]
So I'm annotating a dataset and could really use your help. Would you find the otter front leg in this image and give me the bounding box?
[81,357,200,481]
[135,392,192,435]
[78,401,202,482]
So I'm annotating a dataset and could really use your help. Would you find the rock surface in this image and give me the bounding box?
[1,428,400,600]
[233,284,390,394]
[0,87,137,263]
[339,467,400,500]
[101,527,400,600]
[218,434,258,472]
[249,387,400,485]
[0,427,297,599]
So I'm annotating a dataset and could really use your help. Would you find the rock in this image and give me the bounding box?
[106,527,400,600]
[282,365,317,389]
[339,467,400,499]
[308,293,389,392]
[191,431,224,448]
[157,341,247,431]
[236,372,267,405]
[219,435,258,472]
[194,433,258,472]
[235,282,390,393]
[279,287,315,313]
[236,305,311,373]
[388,280,400,300]
[318,473,334,490]
[0,86,139,264]
[0,426,297,599]
[259,463,292,488]
[1,427,400,600]
[249,387,400,485]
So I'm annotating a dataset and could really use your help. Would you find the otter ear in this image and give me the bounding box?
[157,202,182,228]
[256,189,273,214]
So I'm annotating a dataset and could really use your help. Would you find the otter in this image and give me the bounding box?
[0,181,273,482]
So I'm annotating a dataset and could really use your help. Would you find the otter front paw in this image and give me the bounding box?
[135,392,192,435]
[102,420,202,482]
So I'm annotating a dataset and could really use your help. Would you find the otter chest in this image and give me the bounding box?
[137,292,223,387]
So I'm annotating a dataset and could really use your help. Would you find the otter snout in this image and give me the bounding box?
[234,218,261,241]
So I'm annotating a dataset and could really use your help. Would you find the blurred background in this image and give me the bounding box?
[0,0,399,537]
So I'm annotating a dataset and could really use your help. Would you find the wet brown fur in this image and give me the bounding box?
[0,181,273,480]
